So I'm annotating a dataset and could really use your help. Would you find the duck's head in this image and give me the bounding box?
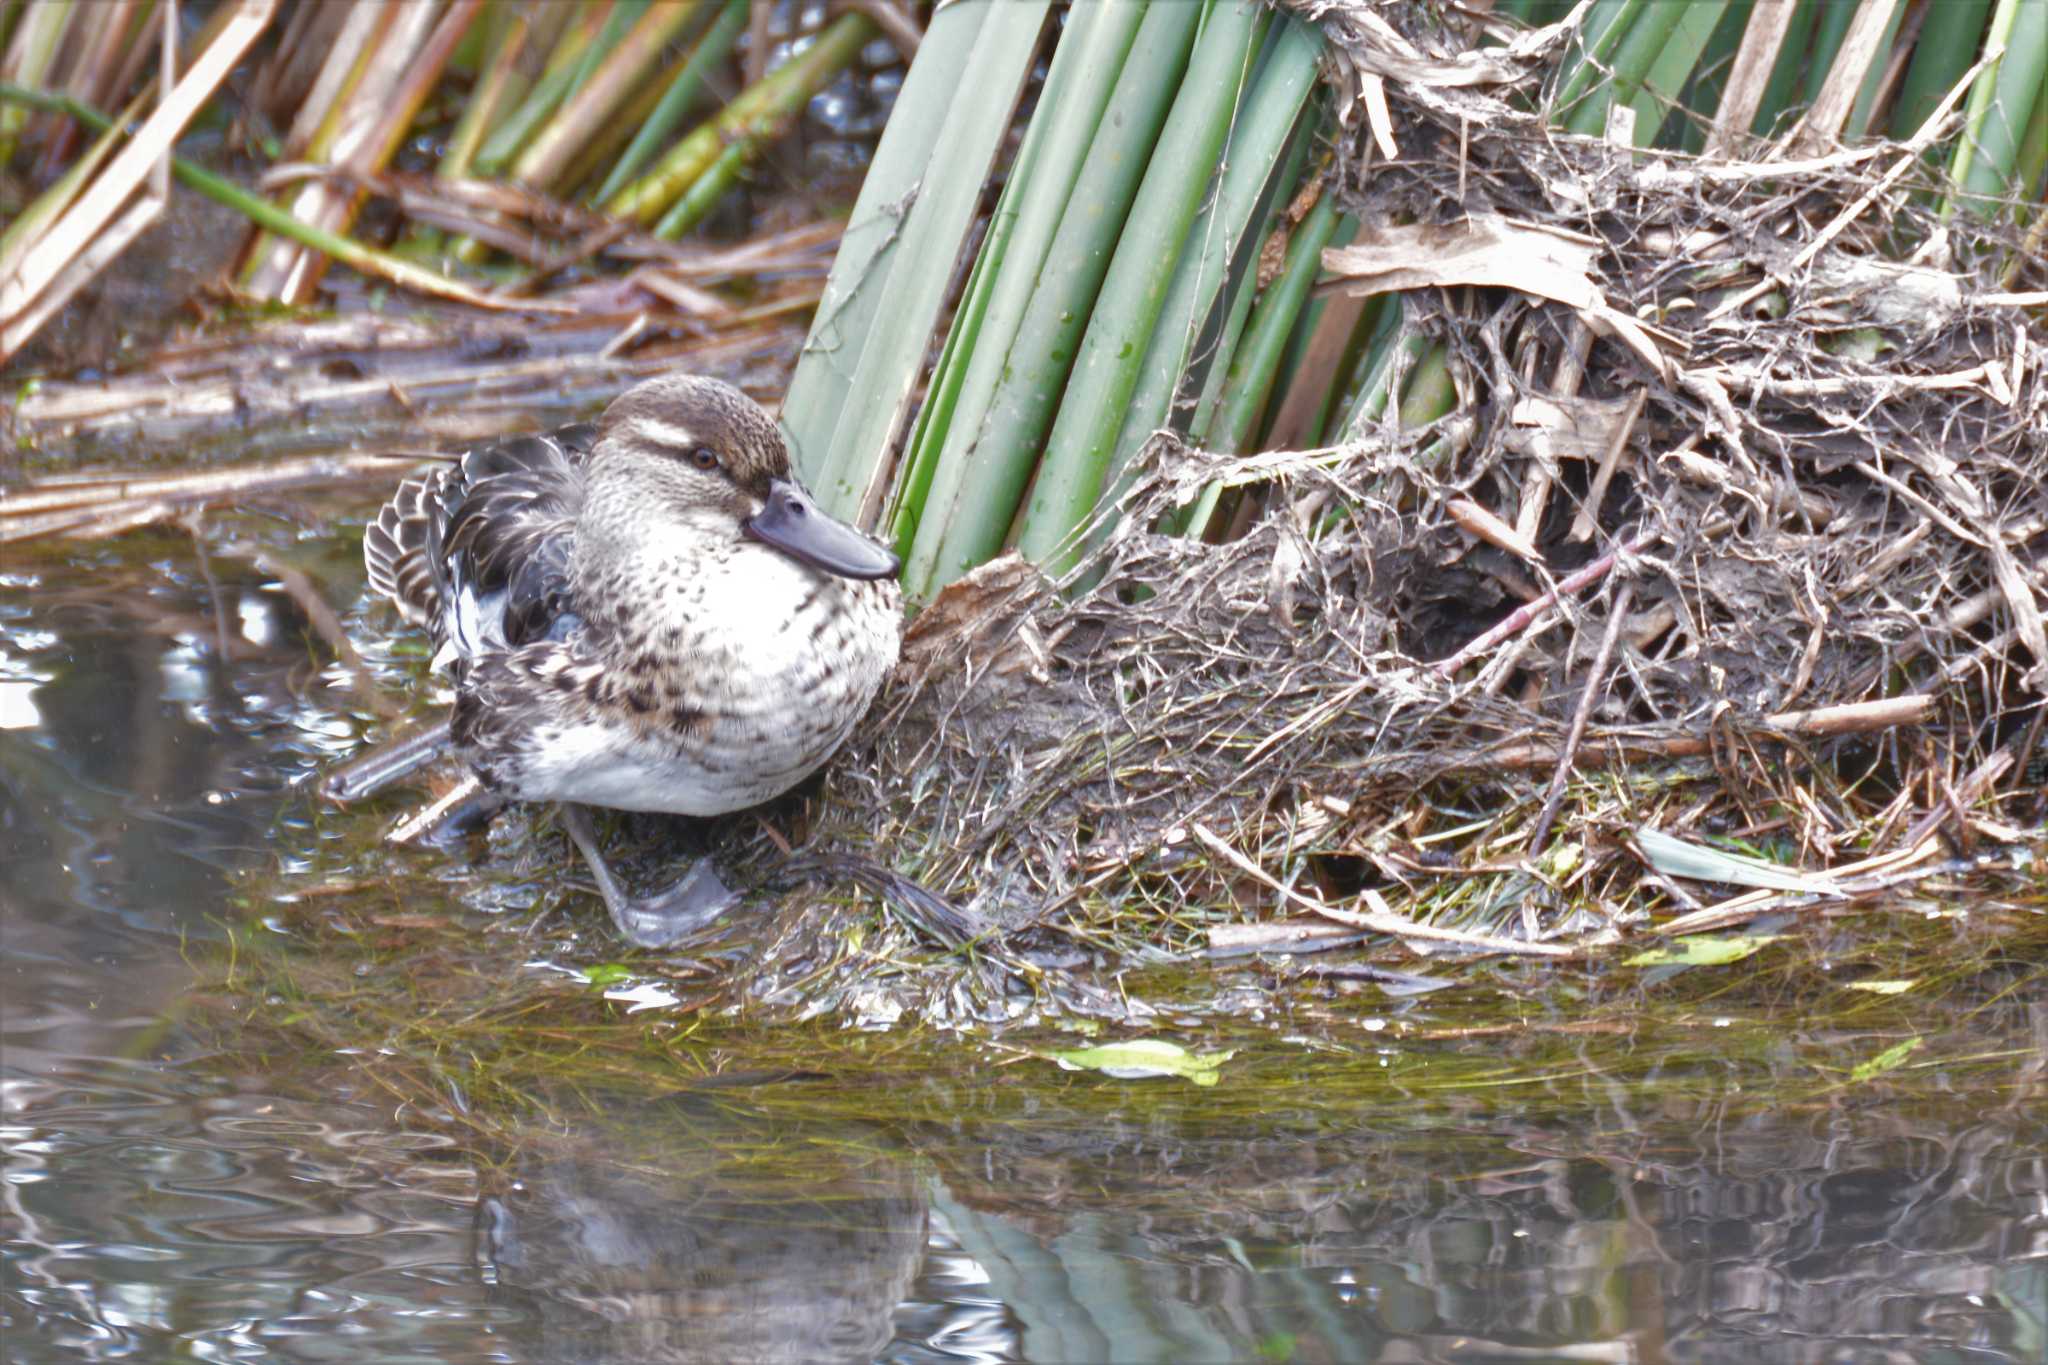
[591,375,899,581]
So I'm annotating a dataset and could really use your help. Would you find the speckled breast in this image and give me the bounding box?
[476,550,901,817]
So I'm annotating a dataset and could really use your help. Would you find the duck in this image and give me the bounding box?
[349,374,902,947]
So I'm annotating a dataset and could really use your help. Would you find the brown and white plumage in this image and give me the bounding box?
[365,423,592,648]
[358,375,902,943]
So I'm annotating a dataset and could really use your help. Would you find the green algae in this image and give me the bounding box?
[194,805,2048,1166]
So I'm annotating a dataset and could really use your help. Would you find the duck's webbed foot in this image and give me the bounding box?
[556,803,739,948]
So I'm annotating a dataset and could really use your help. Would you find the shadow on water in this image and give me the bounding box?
[5,490,2048,1363]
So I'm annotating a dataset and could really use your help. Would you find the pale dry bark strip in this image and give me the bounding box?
[1784,0,1901,158]
[1703,0,1798,157]
[1486,695,1936,770]
[1189,822,1578,958]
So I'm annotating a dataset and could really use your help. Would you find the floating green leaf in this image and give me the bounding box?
[1849,1036,1924,1083]
[1049,1038,1237,1086]
[1627,935,1782,967]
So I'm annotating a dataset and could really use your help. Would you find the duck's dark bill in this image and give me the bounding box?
[744,479,901,581]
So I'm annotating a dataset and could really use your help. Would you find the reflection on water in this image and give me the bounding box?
[475,1097,931,1363]
[3,516,2047,1363]
[5,1061,490,1361]
[932,1081,2048,1363]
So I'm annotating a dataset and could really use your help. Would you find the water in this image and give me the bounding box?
[4,505,2047,1363]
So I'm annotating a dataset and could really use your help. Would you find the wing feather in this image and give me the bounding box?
[363,422,597,663]
[363,465,454,628]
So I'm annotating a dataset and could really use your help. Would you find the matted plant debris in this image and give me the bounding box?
[255,4,2047,1030]
[774,3,2048,1017]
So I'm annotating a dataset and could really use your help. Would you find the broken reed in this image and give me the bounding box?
[0,0,888,343]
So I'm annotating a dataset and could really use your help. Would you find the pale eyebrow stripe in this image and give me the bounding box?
[626,418,704,449]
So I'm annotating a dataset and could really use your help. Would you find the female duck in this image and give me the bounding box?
[359,374,901,945]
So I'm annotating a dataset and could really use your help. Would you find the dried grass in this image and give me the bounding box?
[810,12,2048,990]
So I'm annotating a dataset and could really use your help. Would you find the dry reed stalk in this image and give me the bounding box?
[242,0,480,302]
[509,0,701,194]
[0,452,405,542]
[0,0,276,362]
[1527,583,1633,854]
[1783,0,1903,157]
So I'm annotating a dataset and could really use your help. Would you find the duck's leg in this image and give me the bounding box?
[320,717,455,804]
[389,772,508,848]
[556,803,739,948]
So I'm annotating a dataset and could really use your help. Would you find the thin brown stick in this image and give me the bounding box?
[744,0,774,87]
[1435,527,1657,677]
[1528,583,1632,854]
[1486,694,1935,769]
[1770,695,1935,736]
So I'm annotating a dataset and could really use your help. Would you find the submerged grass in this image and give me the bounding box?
[195,814,2048,1162]
[7,0,2046,1159]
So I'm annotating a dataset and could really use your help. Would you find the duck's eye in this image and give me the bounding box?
[687,447,720,472]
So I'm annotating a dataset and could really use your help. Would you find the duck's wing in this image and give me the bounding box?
[362,466,449,629]
[363,423,598,665]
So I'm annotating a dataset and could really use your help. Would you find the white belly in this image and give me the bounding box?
[512,712,853,816]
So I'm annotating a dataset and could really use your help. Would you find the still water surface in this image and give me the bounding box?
[4,507,2046,1363]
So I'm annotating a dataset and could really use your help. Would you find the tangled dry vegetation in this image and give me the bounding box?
[823,34,2048,989]
[10,7,2046,1029]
